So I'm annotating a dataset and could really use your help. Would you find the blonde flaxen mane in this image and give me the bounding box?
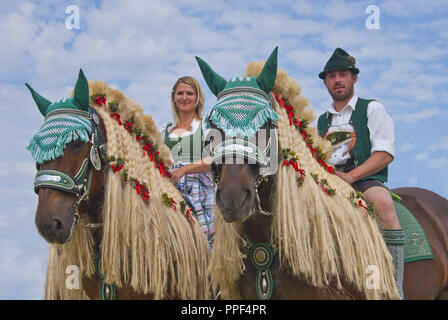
[208,62,399,300]
[45,80,210,299]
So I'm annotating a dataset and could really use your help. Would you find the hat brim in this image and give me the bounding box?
[319,66,359,79]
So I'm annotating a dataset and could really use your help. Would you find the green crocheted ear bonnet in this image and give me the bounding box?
[26,69,92,164]
[196,47,280,137]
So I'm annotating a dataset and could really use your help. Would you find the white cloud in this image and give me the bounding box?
[395,108,443,124]
[381,0,447,18]
[0,239,47,299]
[407,175,418,186]
[415,151,428,162]
[428,157,448,169]
[428,136,448,151]
[398,142,414,153]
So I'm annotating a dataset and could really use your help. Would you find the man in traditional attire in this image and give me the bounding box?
[317,48,404,299]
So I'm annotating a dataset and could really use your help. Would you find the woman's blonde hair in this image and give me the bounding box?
[171,76,204,126]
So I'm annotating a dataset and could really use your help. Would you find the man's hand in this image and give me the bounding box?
[334,170,356,184]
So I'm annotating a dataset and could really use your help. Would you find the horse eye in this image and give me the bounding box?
[249,164,259,175]
[69,140,86,152]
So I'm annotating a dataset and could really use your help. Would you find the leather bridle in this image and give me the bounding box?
[34,107,107,232]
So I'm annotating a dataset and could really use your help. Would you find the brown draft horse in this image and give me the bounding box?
[28,70,210,299]
[198,49,448,299]
[216,164,448,299]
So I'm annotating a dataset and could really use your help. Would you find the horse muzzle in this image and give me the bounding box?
[216,185,255,222]
[35,189,79,244]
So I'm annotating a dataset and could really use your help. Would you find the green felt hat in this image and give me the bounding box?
[319,48,359,79]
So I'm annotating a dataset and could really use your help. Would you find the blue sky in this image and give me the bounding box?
[1,0,447,299]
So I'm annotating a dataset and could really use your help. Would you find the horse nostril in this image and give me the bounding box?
[243,188,251,203]
[53,218,63,233]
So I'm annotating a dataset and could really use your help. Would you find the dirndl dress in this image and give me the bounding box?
[162,120,215,251]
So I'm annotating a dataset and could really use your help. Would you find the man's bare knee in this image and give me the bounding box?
[363,187,400,229]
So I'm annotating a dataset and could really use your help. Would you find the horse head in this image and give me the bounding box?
[196,47,279,223]
[26,70,106,243]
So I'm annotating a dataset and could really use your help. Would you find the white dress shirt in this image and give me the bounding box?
[325,95,395,167]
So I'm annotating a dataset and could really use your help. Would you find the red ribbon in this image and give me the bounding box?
[135,180,141,195]
[110,163,123,172]
[273,92,295,125]
[358,200,368,210]
[170,198,177,211]
[321,185,331,195]
[141,189,150,201]
[94,96,106,106]
[143,143,152,152]
[143,143,155,162]
[124,120,133,132]
[318,159,334,174]
[110,113,122,125]
[292,118,303,128]
[134,179,150,201]
[282,159,305,180]
[186,209,195,224]
[273,92,335,175]
[158,161,169,177]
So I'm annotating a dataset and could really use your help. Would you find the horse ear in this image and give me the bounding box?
[25,83,52,116]
[256,47,278,95]
[195,56,227,96]
[73,69,90,111]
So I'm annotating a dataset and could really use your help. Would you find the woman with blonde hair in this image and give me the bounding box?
[160,76,215,250]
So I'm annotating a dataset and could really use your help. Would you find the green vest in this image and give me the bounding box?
[317,97,388,183]
[164,121,205,164]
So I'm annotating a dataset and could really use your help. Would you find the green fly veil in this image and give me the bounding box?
[196,47,280,138]
[26,69,91,164]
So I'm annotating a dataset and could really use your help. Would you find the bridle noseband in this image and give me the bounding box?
[34,107,106,230]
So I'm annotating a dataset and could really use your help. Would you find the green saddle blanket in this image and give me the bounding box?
[394,201,434,263]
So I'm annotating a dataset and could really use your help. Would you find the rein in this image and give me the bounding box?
[33,107,106,231]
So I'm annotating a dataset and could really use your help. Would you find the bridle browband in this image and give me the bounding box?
[34,106,106,231]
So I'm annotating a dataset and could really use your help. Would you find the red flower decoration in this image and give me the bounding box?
[110,113,122,126]
[94,95,106,106]
[186,208,195,224]
[124,120,133,132]
[170,198,177,211]
[110,163,124,172]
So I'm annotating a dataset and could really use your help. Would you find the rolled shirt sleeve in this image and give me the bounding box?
[367,100,395,158]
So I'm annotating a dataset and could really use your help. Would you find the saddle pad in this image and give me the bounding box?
[394,201,434,263]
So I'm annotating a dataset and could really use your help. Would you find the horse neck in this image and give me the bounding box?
[242,175,274,243]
